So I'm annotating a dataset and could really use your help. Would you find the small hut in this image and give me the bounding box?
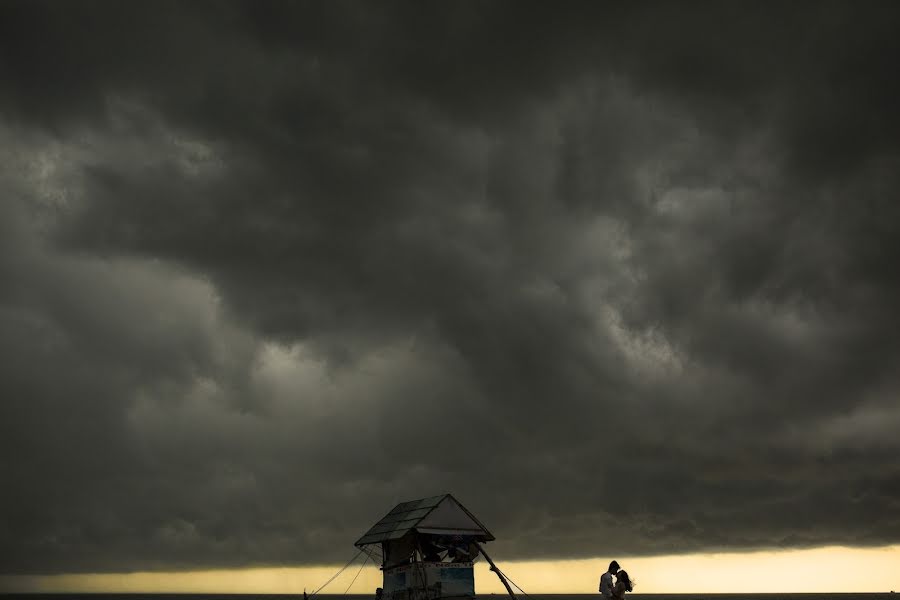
[355,494,511,600]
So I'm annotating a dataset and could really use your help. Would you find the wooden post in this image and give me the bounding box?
[474,543,517,600]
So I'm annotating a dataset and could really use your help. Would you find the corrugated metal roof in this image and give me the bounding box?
[355,494,494,546]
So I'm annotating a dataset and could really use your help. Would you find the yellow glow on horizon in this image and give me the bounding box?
[2,545,898,594]
[482,545,900,594]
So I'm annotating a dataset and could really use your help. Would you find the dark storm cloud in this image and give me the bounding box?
[1,0,900,577]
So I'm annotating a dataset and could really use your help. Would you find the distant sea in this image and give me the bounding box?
[1,594,896,600]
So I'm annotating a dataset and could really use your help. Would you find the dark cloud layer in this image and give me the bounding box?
[2,0,900,576]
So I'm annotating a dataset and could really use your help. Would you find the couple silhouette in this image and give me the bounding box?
[599,560,634,600]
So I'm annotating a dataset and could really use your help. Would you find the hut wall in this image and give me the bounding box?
[383,562,474,600]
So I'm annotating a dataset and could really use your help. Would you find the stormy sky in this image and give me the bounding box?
[2,0,900,576]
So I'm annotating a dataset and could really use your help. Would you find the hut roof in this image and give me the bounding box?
[355,494,495,546]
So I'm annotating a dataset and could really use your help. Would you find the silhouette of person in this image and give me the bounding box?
[599,560,620,599]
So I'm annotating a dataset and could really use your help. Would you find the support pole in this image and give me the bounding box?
[474,543,517,600]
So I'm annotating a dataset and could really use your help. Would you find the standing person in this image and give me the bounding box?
[599,560,620,599]
[612,570,634,600]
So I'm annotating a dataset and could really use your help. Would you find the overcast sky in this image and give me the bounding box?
[1,0,900,576]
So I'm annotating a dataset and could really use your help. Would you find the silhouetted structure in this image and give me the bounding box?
[356,494,512,600]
